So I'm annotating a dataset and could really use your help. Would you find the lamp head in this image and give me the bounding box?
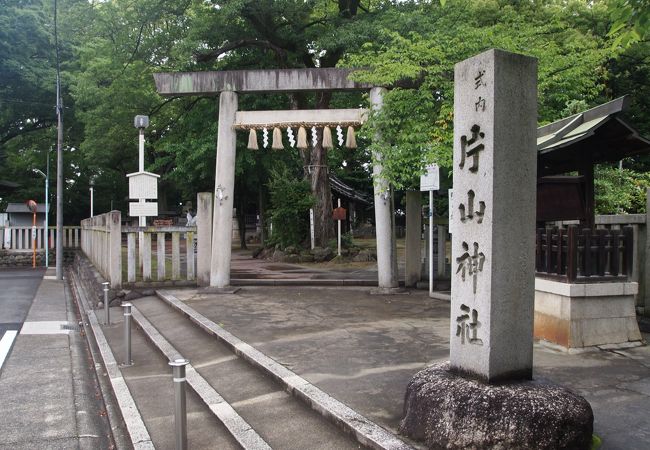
[134,115,149,129]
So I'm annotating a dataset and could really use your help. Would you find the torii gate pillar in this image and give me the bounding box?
[210,91,238,288]
[370,87,399,289]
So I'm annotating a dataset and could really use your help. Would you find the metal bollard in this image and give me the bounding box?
[122,303,133,366]
[102,282,110,325]
[169,358,190,450]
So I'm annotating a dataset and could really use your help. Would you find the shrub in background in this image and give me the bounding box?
[267,167,314,248]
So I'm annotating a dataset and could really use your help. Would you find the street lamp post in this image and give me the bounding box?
[89,178,94,217]
[134,115,149,272]
[34,168,49,268]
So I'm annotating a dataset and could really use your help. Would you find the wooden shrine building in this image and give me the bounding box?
[536,96,650,228]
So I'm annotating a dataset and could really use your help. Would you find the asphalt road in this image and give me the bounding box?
[0,268,44,369]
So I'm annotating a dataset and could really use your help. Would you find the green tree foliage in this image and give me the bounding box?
[608,0,650,47]
[345,0,612,190]
[595,165,650,214]
[0,0,91,223]
[0,0,56,152]
[607,41,650,143]
[2,0,649,228]
[69,0,197,213]
[184,0,391,246]
[267,166,314,248]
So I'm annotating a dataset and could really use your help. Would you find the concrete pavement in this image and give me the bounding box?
[10,260,650,449]
[80,280,650,448]
[164,286,650,449]
[0,268,44,340]
[0,268,113,449]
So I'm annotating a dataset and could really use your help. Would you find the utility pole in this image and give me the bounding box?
[54,0,64,280]
[46,148,50,268]
[33,167,49,268]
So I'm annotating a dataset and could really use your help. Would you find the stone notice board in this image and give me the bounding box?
[450,49,538,382]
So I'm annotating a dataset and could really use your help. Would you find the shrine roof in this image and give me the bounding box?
[537,96,650,175]
[0,180,19,189]
[5,202,49,214]
[329,175,372,206]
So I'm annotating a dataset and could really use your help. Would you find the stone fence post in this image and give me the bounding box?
[109,210,122,289]
[405,191,422,287]
[197,192,213,286]
[645,187,650,316]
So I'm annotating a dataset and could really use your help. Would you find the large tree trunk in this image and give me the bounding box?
[291,93,335,247]
[258,183,266,246]
[237,196,247,249]
[314,94,336,246]
[310,135,335,247]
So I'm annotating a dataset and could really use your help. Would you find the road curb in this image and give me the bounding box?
[157,289,414,450]
[69,270,154,450]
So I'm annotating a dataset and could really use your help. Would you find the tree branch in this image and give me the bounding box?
[545,65,574,78]
[194,38,288,64]
[119,21,147,76]
[1,120,53,146]
[148,96,181,117]
[297,17,331,33]
[148,98,202,144]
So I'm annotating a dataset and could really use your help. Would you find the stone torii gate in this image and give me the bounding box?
[153,68,398,290]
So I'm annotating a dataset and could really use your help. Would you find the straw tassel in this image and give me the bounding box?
[297,126,308,149]
[322,126,333,149]
[247,129,258,150]
[272,127,283,150]
[345,126,357,149]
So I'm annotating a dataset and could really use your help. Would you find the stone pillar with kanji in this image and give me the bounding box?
[450,49,537,382]
[400,49,594,450]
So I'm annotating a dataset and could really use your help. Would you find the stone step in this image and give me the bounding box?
[133,294,362,450]
[130,304,271,449]
[230,278,377,286]
[101,311,242,449]
[154,290,414,450]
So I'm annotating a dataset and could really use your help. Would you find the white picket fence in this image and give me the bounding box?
[2,226,81,250]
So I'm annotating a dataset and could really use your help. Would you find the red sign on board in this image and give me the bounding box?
[333,207,346,221]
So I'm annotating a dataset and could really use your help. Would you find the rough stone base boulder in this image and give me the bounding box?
[272,249,286,262]
[311,246,334,262]
[352,249,376,262]
[399,362,593,450]
[299,254,314,263]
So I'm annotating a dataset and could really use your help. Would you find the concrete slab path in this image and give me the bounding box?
[161,286,650,449]
[0,268,113,449]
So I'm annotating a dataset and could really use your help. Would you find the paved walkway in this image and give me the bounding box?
[165,286,650,449]
[230,249,380,282]
[0,268,112,449]
[18,266,646,449]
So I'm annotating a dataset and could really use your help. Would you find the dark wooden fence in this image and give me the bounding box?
[535,226,634,283]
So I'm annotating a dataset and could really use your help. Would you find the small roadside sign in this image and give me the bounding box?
[420,164,440,191]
